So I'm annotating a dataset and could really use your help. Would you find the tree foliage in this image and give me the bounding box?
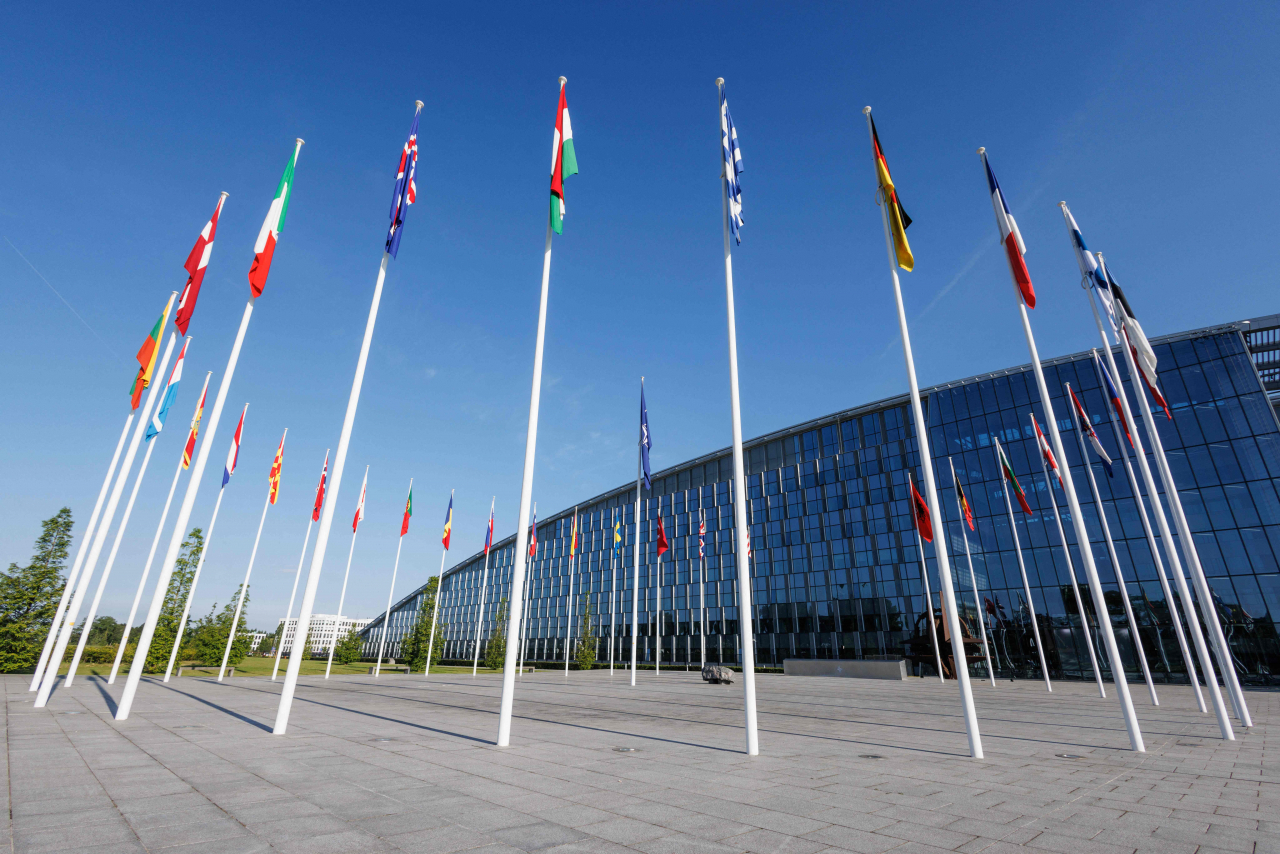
[484,597,508,670]
[142,528,201,672]
[186,585,251,667]
[333,628,364,664]
[0,508,73,672]
[403,577,444,672]
[575,600,597,671]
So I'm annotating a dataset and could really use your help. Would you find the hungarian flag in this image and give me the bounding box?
[656,515,669,557]
[549,79,578,235]
[130,295,174,410]
[386,105,420,258]
[529,507,538,558]
[483,503,494,554]
[1031,414,1063,488]
[182,373,210,470]
[955,475,975,532]
[222,404,247,487]
[175,193,227,336]
[997,442,1032,516]
[441,494,453,550]
[910,478,933,543]
[981,150,1035,309]
[1103,261,1171,420]
[268,432,285,505]
[145,337,188,441]
[352,467,368,533]
[248,141,302,298]
[869,114,913,271]
[312,451,329,521]
[1096,352,1134,448]
[401,485,413,536]
[1069,386,1114,478]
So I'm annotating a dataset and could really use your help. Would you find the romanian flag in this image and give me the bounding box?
[441,494,453,550]
[549,79,578,235]
[656,515,669,557]
[401,485,413,536]
[997,442,1033,516]
[910,478,933,543]
[183,373,210,469]
[311,451,329,522]
[268,431,285,505]
[248,140,302,298]
[955,475,975,532]
[353,467,368,533]
[130,295,175,410]
[869,114,913,271]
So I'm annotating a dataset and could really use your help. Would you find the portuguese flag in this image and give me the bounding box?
[249,140,302,298]
[401,486,413,537]
[549,79,578,235]
[997,443,1033,516]
[130,295,174,410]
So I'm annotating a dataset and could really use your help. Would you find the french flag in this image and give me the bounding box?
[981,149,1036,309]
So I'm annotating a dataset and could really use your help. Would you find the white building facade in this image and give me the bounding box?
[276,614,371,656]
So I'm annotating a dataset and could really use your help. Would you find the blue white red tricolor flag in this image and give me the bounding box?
[386,105,420,258]
[1070,385,1114,478]
[981,150,1035,309]
[720,83,744,244]
[222,404,247,486]
[1031,414,1063,488]
[1096,352,1134,448]
[146,337,189,441]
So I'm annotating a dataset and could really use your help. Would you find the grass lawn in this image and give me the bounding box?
[56,658,502,678]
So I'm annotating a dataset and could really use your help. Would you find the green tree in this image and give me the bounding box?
[484,598,508,670]
[402,578,445,672]
[85,616,125,647]
[187,585,251,666]
[333,628,364,664]
[142,528,202,672]
[575,600,597,671]
[0,508,73,673]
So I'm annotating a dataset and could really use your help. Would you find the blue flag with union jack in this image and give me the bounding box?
[386,106,420,258]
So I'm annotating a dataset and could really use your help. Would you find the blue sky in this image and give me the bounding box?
[3,3,1278,630]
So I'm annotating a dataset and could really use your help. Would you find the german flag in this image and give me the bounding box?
[870,114,914,271]
[910,477,933,543]
[955,476,975,531]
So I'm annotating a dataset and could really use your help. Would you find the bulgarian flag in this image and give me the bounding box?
[549,78,578,235]
[130,294,175,410]
[997,441,1033,516]
[248,140,303,298]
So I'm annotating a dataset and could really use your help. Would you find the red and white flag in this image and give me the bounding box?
[175,193,226,335]
[1032,414,1063,488]
[312,451,329,522]
[981,149,1036,309]
[352,466,368,533]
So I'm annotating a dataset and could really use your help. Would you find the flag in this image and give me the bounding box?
[656,515,669,557]
[981,150,1035,308]
[268,433,285,505]
[549,80,578,235]
[386,106,420,258]
[570,511,579,557]
[698,511,706,559]
[1096,351,1134,448]
[1031,413,1063,488]
[183,373,209,470]
[996,442,1033,516]
[401,486,413,536]
[441,494,453,550]
[955,474,975,532]
[614,515,622,556]
[530,508,538,558]
[1062,203,1117,332]
[312,451,329,522]
[175,194,226,335]
[910,477,933,543]
[130,295,174,410]
[1070,386,1114,478]
[720,83,744,244]
[640,386,653,490]
[145,337,188,441]
[1103,260,1171,419]
[869,114,913,271]
[352,468,367,533]
[483,505,494,554]
[248,142,301,298]
[222,404,246,487]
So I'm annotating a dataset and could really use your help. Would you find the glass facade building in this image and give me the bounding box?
[361,315,1280,685]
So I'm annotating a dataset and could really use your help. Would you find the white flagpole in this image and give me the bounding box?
[864,108,979,758]
[273,515,315,681]
[423,534,447,678]
[1063,392,1159,705]
[164,475,230,682]
[1030,419,1105,697]
[564,511,577,674]
[720,82,760,756]
[375,488,410,677]
[327,465,367,679]
[32,414,133,691]
[472,497,495,676]
[517,501,534,676]
[37,321,177,707]
[699,508,707,669]
[655,549,662,675]
[948,458,995,687]
[994,436,1052,692]
[632,388,643,687]
[910,492,944,682]
[110,371,210,685]
[66,427,163,686]
[610,507,617,672]
[219,432,282,682]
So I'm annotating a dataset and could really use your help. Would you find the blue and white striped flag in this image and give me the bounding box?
[720,84,744,244]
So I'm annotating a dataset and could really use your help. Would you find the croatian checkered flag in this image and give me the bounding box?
[720,83,744,243]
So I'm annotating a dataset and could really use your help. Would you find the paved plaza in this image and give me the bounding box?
[2,670,1275,854]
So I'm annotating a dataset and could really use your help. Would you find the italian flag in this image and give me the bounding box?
[248,140,303,298]
[549,79,578,235]
[130,294,174,410]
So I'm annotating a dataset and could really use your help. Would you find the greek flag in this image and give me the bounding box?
[720,84,744,244]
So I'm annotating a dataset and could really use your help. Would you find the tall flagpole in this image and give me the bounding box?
[110,371,211,685]
[994,436,1052,691]
[32,414,133,691]
[948,458,995,687]
[563,507,577,673]
[720,81,760,756]
[423,514,448,678]
[473,497,495,676]
[518,502,534,675]
[164,474,230,682]
[273,514,315,681]
[699,508,707,668]
[610,507,617,671]
[909,476,943,682]
[632,385,643,686]
[655,548,663,675]
[327,465,367,678]
[37,320,178,708]
[864,108,979,758]
[375,480,412,678]
[1030,418,1105,697]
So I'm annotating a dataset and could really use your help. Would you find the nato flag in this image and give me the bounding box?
[640,385,653,490]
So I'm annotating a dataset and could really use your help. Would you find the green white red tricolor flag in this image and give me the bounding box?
[248,141,303,298]
[549,79,578,235]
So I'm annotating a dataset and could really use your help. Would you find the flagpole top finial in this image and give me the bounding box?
[559,76,567,85]
[715,77,724,87]
[977,146,985,155]
[862,106,871,115]
[415,100,424,110]
[296,138,305,146]
[220,191,229,199]
[1058,200,1067,208]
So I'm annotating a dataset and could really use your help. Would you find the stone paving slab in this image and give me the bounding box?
[3,670,1275,853]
